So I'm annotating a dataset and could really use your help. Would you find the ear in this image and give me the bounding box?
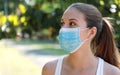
[88,27,97,40]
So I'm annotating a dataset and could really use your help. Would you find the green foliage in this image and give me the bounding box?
[0,0,120,48]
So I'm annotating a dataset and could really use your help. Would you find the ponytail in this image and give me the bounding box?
[94,18,120,68]
[70,3,120,68]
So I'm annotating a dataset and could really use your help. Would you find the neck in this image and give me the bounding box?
[65,43,98,70]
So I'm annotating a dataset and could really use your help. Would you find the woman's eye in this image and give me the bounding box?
[69,22,76,27]
[60,22,64,26]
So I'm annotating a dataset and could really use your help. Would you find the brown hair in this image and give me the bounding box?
[69,3,120,68]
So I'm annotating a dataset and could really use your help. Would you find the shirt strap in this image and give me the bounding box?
[54,56,64,75]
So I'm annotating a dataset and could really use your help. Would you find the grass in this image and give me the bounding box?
[0,41,41,75]
[14,39,68,55]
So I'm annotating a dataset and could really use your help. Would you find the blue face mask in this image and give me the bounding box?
[58,27,87,53]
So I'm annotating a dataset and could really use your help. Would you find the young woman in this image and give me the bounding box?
[42,3,120,75]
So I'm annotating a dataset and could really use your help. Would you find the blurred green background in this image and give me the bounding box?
[0,0,120,47]
[0,0,120,75]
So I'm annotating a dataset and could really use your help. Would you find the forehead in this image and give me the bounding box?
[62,7,86,21]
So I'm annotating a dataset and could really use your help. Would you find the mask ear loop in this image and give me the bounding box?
[78,27,89,39]
[71,37,90,53]
[70,28,90,53]
[79,27,90,40]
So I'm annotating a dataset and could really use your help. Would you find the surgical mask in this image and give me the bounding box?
[58,27,88,53]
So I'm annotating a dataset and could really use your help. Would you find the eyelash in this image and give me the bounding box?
[60,22,64,26]
[60,22,76,27]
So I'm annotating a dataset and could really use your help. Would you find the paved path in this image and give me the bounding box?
[14,44,60,69]
[1,39,61,71]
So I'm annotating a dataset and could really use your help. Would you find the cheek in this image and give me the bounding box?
[79,31,88,41]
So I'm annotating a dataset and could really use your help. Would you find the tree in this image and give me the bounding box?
[0,0,120,48]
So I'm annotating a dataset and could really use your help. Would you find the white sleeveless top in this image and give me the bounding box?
[55,56,104,75]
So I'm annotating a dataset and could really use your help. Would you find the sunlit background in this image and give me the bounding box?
[0,0,120,75]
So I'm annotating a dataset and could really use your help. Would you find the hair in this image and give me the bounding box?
[68,3,120,68]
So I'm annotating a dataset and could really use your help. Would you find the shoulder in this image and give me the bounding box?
[104,61,120,75]
[42,59,58,75]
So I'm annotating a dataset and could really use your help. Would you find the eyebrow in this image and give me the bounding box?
[61,18,78,22]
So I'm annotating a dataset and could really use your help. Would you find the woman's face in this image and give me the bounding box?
[61,7,90,41]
